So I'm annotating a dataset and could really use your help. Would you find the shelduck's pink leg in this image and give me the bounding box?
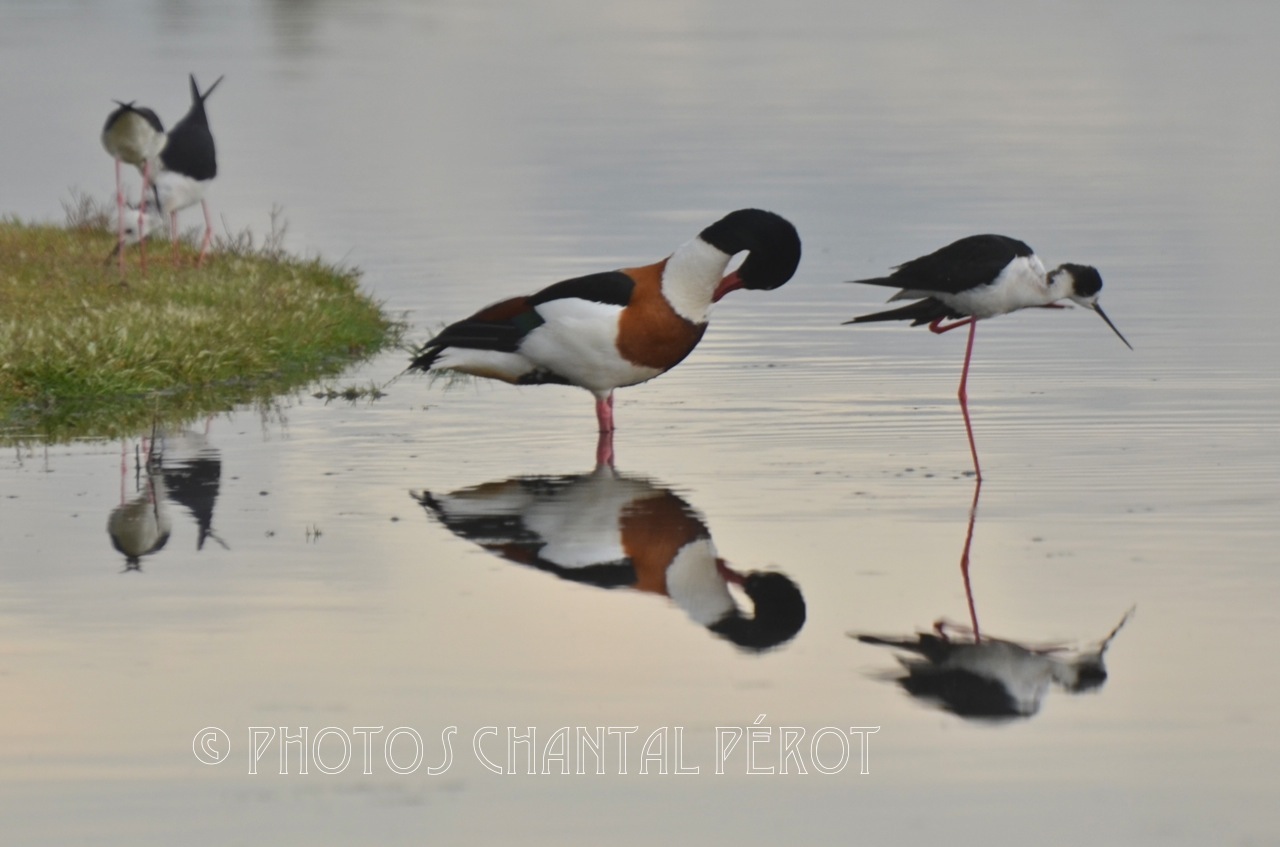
[594,393,616,466]
[595,392,615,434]
[595,430,615,468]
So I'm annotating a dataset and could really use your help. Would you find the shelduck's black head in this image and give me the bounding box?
[707,570,807,652]
[700,209,801,301]
[1051,263,1133,350]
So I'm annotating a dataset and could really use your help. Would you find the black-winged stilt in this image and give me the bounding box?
[151,73,223,266]
[101,100,165,273]
[845,234,1132,479]
[409,209,801,465]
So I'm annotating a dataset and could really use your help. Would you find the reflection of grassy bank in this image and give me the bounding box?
[1,206,401,442]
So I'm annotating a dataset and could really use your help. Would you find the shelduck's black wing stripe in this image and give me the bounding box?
[409,271,634,372]
[529,271,635,308]
[409,294,544,371]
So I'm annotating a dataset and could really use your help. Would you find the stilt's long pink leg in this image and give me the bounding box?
[957,320,981,482]
[929,317,983,480]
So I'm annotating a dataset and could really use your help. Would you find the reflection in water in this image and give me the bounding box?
[159,428,227,553]
[106,428,226,570]
[853,474,1134,719]
[413,464,806,652]
[851,610,1134,721]
[107,441,171,570]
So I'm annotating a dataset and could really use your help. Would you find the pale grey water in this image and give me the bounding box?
[2,1,1280,844]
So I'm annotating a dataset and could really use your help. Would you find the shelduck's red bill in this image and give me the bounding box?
[711,271,744,303]
[1093,304,1133,350]
[715,558,746,586]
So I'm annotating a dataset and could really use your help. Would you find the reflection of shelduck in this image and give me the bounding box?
[409,209,800,465]
[413,464,806,651]
[845,235,1131,479]
[851,609,1134,720]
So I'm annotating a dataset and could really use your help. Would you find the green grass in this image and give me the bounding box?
[0,198,403,442]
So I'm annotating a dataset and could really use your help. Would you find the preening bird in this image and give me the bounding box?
[409,208,801,463]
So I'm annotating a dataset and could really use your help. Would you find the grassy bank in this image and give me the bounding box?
[1,204,400,441]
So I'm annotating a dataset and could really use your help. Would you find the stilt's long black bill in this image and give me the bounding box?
[1094,304,1133,350]
[103,242,124,266]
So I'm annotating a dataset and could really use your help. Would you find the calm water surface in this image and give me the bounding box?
[2,1,1279,844]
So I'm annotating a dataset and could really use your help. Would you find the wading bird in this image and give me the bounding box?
[101,99,165,273]
[409,209,801,465]
[150,73,223,266]
[845,234,1131,479]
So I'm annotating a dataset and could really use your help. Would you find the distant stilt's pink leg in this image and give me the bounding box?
[197,199,213,266]
[960,476,983,641]
[957,319,981,481]
[138,161,151,273]
[170,209,180,266]
[114,158,126,275]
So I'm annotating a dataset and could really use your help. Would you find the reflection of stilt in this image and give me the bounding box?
[959,476,983,640]
[109,436,171,570]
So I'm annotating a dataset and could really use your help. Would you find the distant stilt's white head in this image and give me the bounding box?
[117,204,166,245]
[103,203,168,264]
[1049,263,1133,350]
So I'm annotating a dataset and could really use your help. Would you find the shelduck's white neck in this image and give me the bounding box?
[660,237,733,324]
